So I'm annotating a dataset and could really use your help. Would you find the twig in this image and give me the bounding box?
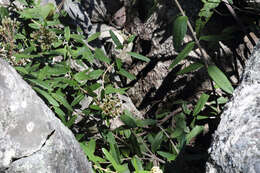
[222,0,256,49]
[158,125,179,154]
[141,152,165,164]
[172,0,219,109]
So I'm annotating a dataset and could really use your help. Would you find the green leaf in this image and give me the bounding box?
[151,131,164,153]
[120,110,137,128]
[53,106,66,123]
[102,148,128,172]
[80,141,106,163]
[19,3,55,19]
[64,26,70,41]
[157,151,176,161]
[14,53,41,59]
[15,67,28,74]
[105,85,127,95]
[87,69,104,80]
[186,125,204,144]
[207,65,234,94]
[28,22,41,29]
[33,87,59,107]
[71,93,84,107]
[74,71,89,83]
[94,48,111,64]
[118,68,136,80]
[0,7,9,21]
[47,64,69,76]
[51,92,73,112]
[176,63,203,75]
[197,115,209,120]
[127,34,136,43]
[65,115,77,128]
[87,32,100,42]
[136,119,156,127]
[131,156,143,172]
[193,93,209,116]
[169,41,195,69]
[127,52,150,62]
[172,16,188,50]
[195,0,221,37]
[116,58,123,69]
[27,79,52,91]
[109,30,123,49]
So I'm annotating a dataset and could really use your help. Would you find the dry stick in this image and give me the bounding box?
[172,0,219,110]
[222,0,256,48]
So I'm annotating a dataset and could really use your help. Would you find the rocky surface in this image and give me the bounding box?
[206,42,260,173]
[0,58,92,173]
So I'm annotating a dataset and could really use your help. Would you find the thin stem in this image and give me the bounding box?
[172,0,219,108]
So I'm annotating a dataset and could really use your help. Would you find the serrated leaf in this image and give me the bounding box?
[151,131,164,153]
[105,85,127,94]
[27,79,52,91]
[193,93,209,116]
[94,48,110,64]
[87,69,104,80]
[64,26,70,41]
[118,68,136,80]
[65,115,77,128]
[172,16,188,50]
[157,151,176,161]
[74,71,89,82]
[51,92,73,112]
[71,93,84,106]
[207,65,234,94]
[15,67,28,74]
[169,41,195,69]
[53,106,66,123]
[186,125,204,144]
[87,32,100,42]
[109,30,123,49]
[127,52,150,62]
[176,63,203,75]
[120,110,137,128]
[33,87,59,107]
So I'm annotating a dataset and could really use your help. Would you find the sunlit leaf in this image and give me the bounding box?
[208,65,234,94]
[127,52,150,62]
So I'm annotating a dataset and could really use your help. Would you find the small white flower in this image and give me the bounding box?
[151,166,163,173]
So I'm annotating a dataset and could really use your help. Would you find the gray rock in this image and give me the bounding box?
[0,58,92,173]
[206,42,260,173]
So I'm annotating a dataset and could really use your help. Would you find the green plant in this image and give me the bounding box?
[1,0,255,172]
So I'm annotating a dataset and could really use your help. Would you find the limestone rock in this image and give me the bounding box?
[206,42,260,173]
[0,58,92,173]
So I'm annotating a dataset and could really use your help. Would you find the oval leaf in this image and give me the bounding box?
[172,16,188,50]
[207,65,234,94]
